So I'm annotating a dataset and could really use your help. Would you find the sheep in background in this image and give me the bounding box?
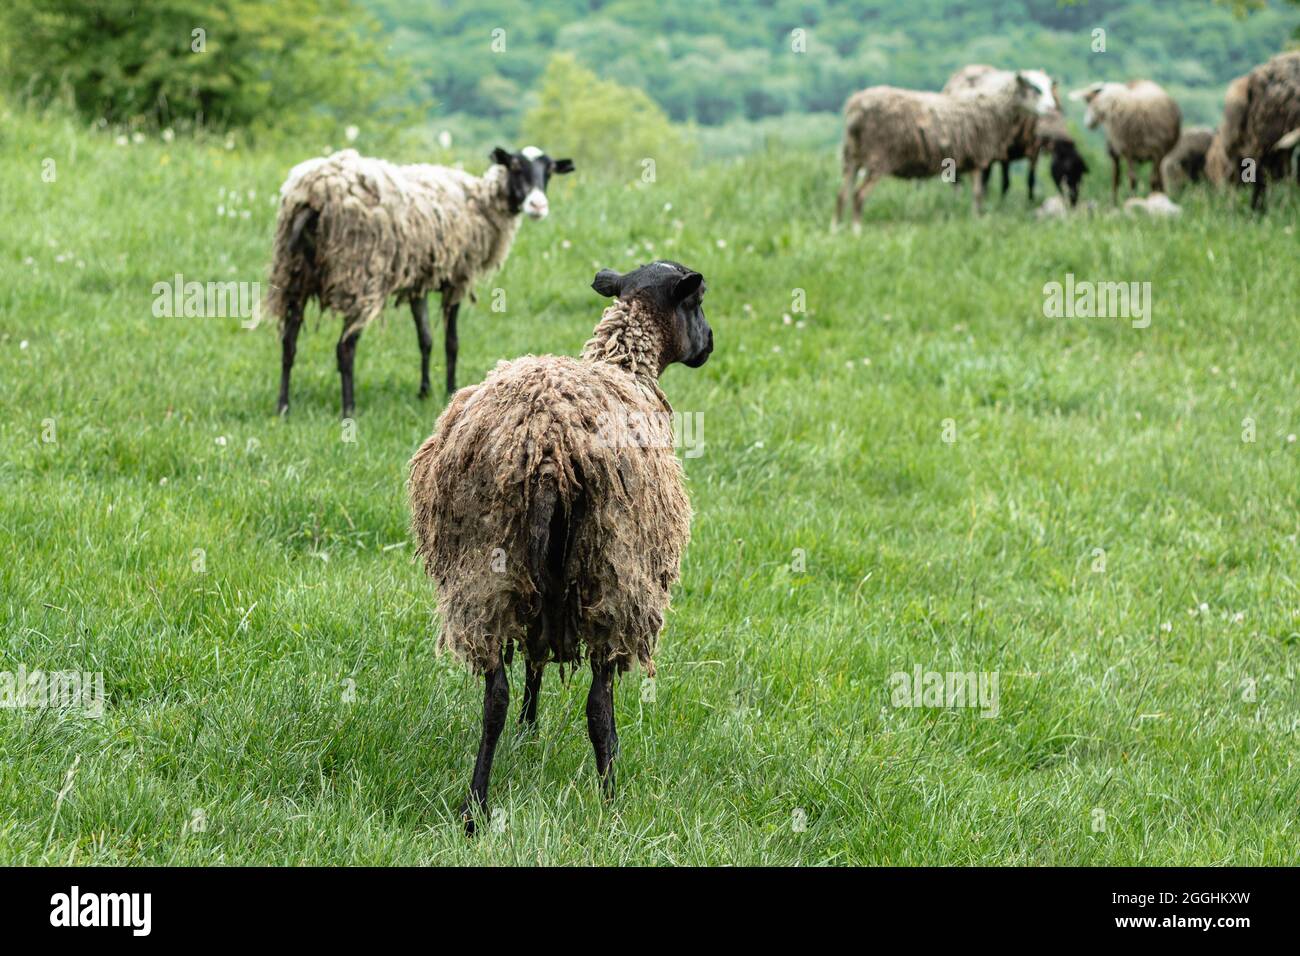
[268,146,574,418]
[1037,111,1090,206]
[1160,127,1216,193]
[835,69,1057,227]
[1211,51,1300,210]
[1069,81,1181,202]
[1124,192,1182,217]
[408,260,713,834]
[942,64,1063,202]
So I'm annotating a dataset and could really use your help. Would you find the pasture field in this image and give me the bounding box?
[1,111,1298,865]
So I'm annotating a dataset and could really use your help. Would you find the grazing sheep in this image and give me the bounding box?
[1037,112,1091,206]
[408,260,713,833]
[835,69,1057,226]
[268,145,574,418]
[942,65,1065,202]
[1212,51,1300,209]
[1069,81,1181,202]
[1160,127,1215,192]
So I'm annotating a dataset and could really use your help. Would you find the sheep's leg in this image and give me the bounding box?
[971,164,987,215]
[834,163,858,230]
[585,661,618,800]
[442,297,461,396]
[336,326,363,420]
[519,661,544,729]
[850,171,880,231]
[276,298,304,416]
[1109,150,1121,204]
[462,652,510,836]
[1126,157,1138,195]
[1150,156,1165,195]
[1026,151,1038,202]
[412,295,433,399]
[998,162,1010,197]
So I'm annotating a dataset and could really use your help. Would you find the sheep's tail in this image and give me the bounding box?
[266,203,319,333]
[525,462,581,667]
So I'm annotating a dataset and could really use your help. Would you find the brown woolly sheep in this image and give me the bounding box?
[942,64,1065,201]
[408,260,713,834]
[834,69,1057,226]
[268,145,574,418]
[1068,80,1181,202]
[1160,126,1216,193]
[1212,52,1300,210]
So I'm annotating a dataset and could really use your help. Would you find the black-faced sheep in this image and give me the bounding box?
[834,69,1057,226]
[268,145,574,418]
[1212,52,1300,210]
[1068,81,1181,202]
[407,260,713,834]
[1160,126,1216,193]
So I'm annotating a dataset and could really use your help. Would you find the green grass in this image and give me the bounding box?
[1,108,1298,865]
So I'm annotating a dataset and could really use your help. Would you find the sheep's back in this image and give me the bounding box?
[408,356,692,672]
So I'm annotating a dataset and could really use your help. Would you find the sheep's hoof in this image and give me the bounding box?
[418,385,431,400]
[276,402,289,417]
[460,799,480,837]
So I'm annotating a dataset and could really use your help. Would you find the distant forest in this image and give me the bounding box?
[368,0,1300,144]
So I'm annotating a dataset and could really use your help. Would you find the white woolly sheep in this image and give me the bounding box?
[1210,52,1300,210]
[835,69,1057,226]
[268,145,574,418]
[408,260,713,834]
[1068,81,1181,202]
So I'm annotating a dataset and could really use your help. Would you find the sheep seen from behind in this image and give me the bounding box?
[1212,52,1300,210]
[408,261,714,834]
[268,145,574,418]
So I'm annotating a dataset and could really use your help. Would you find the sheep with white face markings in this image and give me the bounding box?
[267,145,574,418]
[1068,81,1181,202]
[407,260,713,834]
[834,69,1057,227]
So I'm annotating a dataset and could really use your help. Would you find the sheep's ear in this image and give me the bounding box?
[490,147,513,166]
[551,158,575,174]
[672,271,704,303]
[1068,84,1100,103]
[592,269,623,297]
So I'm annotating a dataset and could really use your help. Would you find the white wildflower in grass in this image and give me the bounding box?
[115,135,128,146]
[663,202,673,212]
[162,128,175,143]
[716,239,727,249]
[438,130,452,149]
[131,131,145,144]
[159,477,168,486]
[1160,621,1172,633]
[1288,434,1297,444]
[345,125,360,143]
[214,436,227,447]
[782,314,792,325]
[560,239,571,250]
[217,205,225,216]
[19,340,29,349]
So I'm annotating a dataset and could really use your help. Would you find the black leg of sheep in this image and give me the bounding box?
[462,651,510,836]
[412,296,433,399]
[277,298,304,416]
[586,662,619,800]
[442,298,461,396]
[336,326,363,420]
[519,662,544,729]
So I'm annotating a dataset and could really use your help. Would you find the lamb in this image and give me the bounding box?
[1210,52,1300,209]
[1068,81,1181,202]
[1124,192,1182,218]
[267,145,574,418]
[942,65,1064,202]
[834,69,1057,227]
[407,260,713,834]
[1159,127,1215,192]
[1038,111,1091,206]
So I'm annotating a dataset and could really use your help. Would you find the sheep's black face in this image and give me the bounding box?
[490,146,575,220]
[592,261,713,369]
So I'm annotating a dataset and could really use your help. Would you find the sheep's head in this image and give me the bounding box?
[1015,70,1058,116]
[592,261,713,370]
[489,145,574,220]
[1068,83,1108,129]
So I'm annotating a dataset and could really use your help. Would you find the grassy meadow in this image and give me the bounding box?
[1,109,1298,865]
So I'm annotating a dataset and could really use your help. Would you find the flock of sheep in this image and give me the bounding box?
[262,49,1298,834]
[834,50,1300,226]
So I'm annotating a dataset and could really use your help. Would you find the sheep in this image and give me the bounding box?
[834,69,1057,227]
[267,145,574,418]
[1068,81,1181,202]
[1124,192,1182,218]
[1159,127,1215,193]
[407,260,713,834]
[1037,111,1091,206]
[1210,52,1300,210]
[942,65,1065,202]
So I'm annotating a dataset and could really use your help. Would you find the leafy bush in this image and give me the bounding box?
[519,54,693,180]
[0,0,408,134]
